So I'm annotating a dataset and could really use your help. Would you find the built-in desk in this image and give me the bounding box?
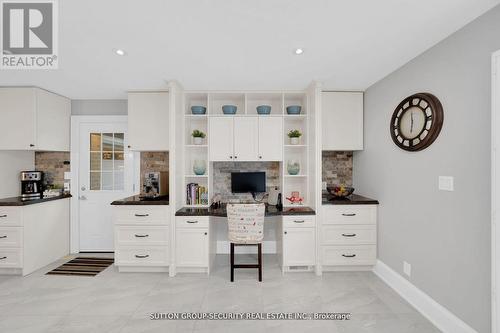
[175,204,315,217]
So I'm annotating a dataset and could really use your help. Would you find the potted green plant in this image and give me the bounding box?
[288,129,302,145]
[192,130,206,145]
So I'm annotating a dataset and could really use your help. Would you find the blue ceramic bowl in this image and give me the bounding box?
[256,105,272,115]
[191,106,207,115]
[222,105,237,114]
[286,105,302,114]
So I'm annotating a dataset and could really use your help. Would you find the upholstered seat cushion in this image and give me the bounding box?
[227,203,265,244]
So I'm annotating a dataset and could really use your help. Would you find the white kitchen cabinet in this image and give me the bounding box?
[0,87,70,151]
[233,117,258,161]
[127,91,169,151]
[258,117,283,161]
[282,216,316,269]
[209,116,283,162]
[322,91,363,150]
[175,227,209,267]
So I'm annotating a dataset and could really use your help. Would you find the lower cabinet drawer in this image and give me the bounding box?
[322,205,376,225]
[0,248,23,267]
[283,215,315,228]
[0,207,22,226]
[321,225,376,245]
[322,245,376,266]
[0,227,23,247]
[176,216,209,228]
[115,226,168,246]
[113,206,169,225]
[115,246,169,266]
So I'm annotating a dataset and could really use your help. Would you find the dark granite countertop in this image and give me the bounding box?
[0,193,72,206]
[322,194,379,205]
[111,195,169,205]
[175,204,315,217]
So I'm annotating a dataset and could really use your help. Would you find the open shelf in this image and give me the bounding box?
[185,92,208,115]
[209,93,245,115]
[246,92,283,116]
[284,92,307,115]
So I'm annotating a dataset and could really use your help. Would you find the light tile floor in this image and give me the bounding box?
[0,254,441,333]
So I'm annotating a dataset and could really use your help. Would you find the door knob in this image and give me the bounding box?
[81,185,86,191]
[79,195,87,200]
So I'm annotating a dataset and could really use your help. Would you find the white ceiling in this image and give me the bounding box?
[1,0,499,99]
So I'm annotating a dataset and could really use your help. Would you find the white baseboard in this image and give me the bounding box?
[373,260,477,333]
[216,241,276,254]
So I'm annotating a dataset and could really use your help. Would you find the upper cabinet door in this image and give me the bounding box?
[233,117,259,161]
[36,89,71,151]
[209,117,234,161]
[128,92,169,151]
[0,88,37,150]
[322,92,363,150]
[258,117,283,161]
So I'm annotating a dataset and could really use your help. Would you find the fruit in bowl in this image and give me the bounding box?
[327,185,354,198]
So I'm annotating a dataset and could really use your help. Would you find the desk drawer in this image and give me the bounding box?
[0,248,23,267]
[0,227,23,247]
[322,245,376,266]
[113,206,169,225]
[115,246,169,266]
[321,225,376,245]
[115,226,168,246]
[283,216,315,228]
[0,207,22,226]
[322,205,376,225]
[176,216,209,228]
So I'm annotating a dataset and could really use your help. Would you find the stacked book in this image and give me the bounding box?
[186,183,208,205]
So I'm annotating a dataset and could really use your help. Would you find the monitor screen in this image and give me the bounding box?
[231,172,266,193]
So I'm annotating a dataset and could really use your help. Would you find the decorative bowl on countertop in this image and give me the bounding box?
[222,105,237,114]
[191,106,207,114]
[327,185,354,198]
[286,105,302,114]
[256,105,271,115]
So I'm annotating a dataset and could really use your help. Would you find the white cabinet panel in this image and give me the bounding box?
[258,117,283,161]
[322,92,363,150]
[0,248,23,268]
[321,245,376,266]
[322,205,376,225]
[0,227,23,247]
[233,117,258,161]
[36,89,71,151]
[175,228,208,267]
[283,227,315,266]
[115,246,169,266]
[321,225,376,245]
[209,117,234,161]
[127,92,169,151]
[115,226,168,246]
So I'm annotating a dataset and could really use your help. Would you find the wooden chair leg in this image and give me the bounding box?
[258,243,262,282]
[230,243,235,282]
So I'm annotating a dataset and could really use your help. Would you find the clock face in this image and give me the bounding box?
[390,93,443,151]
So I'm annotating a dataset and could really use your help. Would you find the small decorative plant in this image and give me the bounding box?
[192,130,206,145]
[288,129,302,145]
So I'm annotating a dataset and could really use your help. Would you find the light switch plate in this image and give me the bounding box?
[403,261,411,277]
[439,176,454,191]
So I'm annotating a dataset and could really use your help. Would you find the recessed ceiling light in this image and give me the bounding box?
[294,48,304,55]
[115,49,126,56]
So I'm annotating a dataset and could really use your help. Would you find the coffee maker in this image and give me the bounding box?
[20,171,44,200]
[142,172,168,199]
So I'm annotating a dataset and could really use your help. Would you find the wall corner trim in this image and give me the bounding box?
[373,260,477,333]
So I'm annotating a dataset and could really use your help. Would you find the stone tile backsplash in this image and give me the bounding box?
[213,162,280,203]
[140,152,169,195]
[35,152,70,188]
[322,151,353,186]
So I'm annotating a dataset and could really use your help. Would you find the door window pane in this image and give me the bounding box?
[89,132,125,191]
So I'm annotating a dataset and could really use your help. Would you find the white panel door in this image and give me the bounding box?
[127,92,169,151]
[36,89,71,151]
[322,92,363,150]
[79,121,135,251]
[209,117,234,161]
[258,117,283,161]
[283,227,316,266]
[233,117,258,161]
[176,228,208,267]
[0,88,36,150]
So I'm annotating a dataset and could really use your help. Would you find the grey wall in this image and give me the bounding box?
[71,100,127,115]
[354,5,500,332]
[0,151,34,197]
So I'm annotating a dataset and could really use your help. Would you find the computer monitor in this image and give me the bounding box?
[231,172,266,194]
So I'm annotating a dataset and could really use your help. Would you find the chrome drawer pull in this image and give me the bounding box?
[186,220,198,224]
[342,213,356,217]
[341,233,356,237]
[342,254,356,258]
[0,215,7,218]
[293,220,305,223]
[135,254,149,259]
[0,256,6,260]
[134,214,149,217]
[134,234,149,238]
[0,236,6,239]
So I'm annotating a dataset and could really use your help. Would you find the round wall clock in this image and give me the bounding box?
[390,93,443,151]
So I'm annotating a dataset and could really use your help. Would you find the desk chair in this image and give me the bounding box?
[227,203,265,282]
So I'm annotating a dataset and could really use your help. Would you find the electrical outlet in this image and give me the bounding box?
[438,176,454,191]
[403,261,411,277]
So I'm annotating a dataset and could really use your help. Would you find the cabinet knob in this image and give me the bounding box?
[29,144,35,147]
[342,254,356,258]
[128,145,131,148]
[259,156,262,159]
[234,156,238,159]
[204,232,208,235]
[0,215,7,218]
[0,256,6,260]
[284,231,287,235]
[0,236,6,239]
[229,156,233,159]
[135,254,149,259]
